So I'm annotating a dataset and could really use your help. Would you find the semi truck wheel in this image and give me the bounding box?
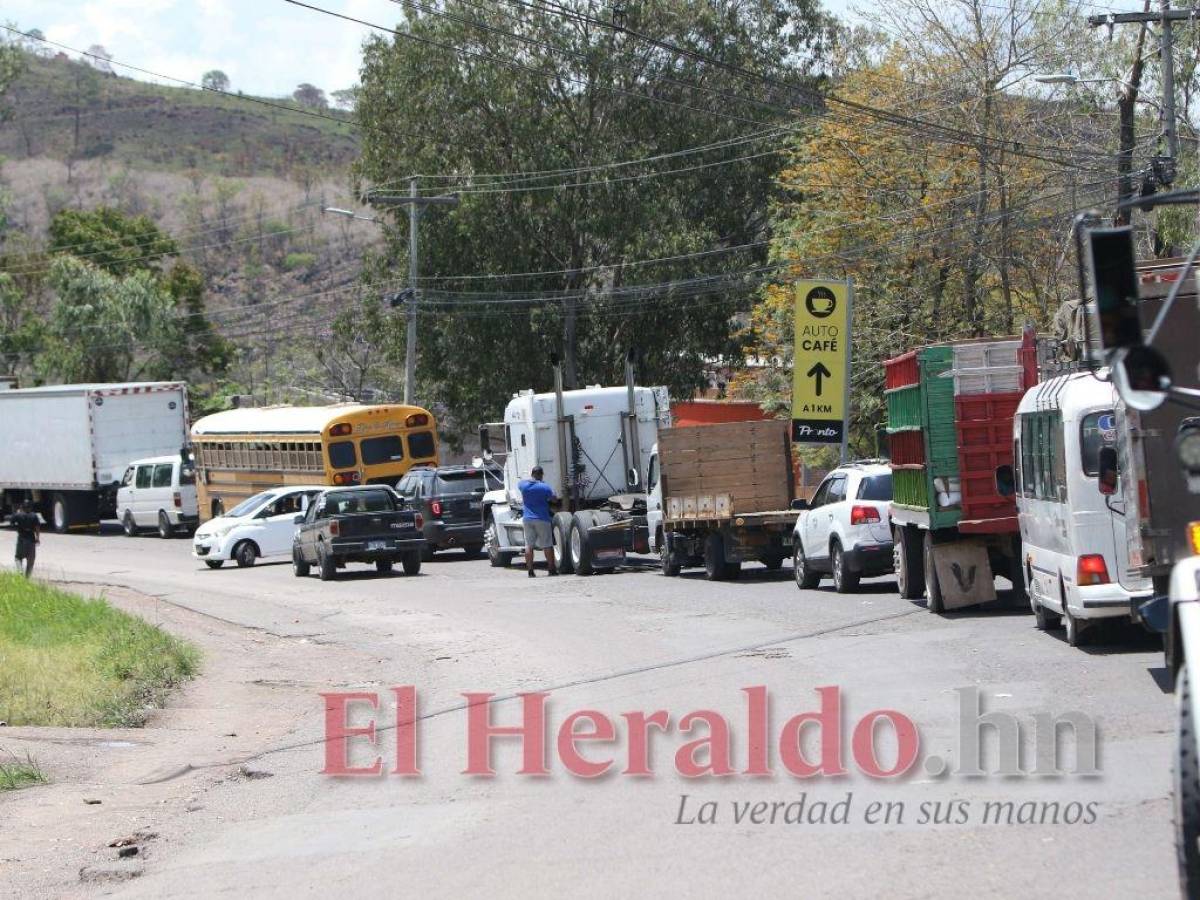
[485,515,512,568]
[553,512,575,574]
[1177,667,1200,897]
[924,532,944,614]
[894,526,924,600]
[570,512,596,576]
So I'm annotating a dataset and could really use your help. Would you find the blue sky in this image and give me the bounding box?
[4,0,859,97]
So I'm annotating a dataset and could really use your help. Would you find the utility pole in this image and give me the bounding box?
[364,183,459,405]
[1117,3,1150,227]
[1088,3,1195,189]
[1159,0,1180,173]
[406,177,420,406]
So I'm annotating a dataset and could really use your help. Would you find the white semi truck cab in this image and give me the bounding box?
[480,359,671,573]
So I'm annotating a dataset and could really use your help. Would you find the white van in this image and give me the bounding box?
[117,455,200,538]
[192,485,325,569]
[1014,370,1153,646]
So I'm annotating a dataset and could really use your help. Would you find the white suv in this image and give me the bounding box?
[792,462,893,593]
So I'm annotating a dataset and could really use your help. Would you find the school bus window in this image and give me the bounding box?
[407,431,436,459]
[362,435,405,466]
[329,440,357,469]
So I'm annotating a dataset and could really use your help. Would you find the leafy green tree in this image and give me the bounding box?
[48,207,178,275]
[201,69,230,92]
[354,0,833,433]
[40,256,176,383]
[161,261,233,380]
[0,273,43,376]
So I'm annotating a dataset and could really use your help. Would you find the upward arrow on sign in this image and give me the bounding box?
[806,361,832,397]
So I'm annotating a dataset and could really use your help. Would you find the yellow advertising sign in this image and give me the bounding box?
[791,279,852,445]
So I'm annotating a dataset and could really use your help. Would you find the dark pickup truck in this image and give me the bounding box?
[292,486,425,581]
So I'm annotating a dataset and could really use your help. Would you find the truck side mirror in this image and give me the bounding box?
[1097,446,1119,496]
[790,498,809,511]
[994,464,1015,497]
[627,467,640,488]
[1112,345,1172,412]
[479,425,491,455]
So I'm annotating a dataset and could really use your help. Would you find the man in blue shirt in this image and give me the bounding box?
[518,466,558,577]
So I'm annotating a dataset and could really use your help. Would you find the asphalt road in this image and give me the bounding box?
[0,526,1179,898]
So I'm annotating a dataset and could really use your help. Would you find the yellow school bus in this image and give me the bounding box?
[190,404,438,521]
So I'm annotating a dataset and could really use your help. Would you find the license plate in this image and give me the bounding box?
[367,540,388,551]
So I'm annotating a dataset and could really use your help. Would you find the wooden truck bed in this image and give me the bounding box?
[658,419,793,524]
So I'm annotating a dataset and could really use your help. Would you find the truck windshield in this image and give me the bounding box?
[857,473,892,501]
[435,470,487,494]
[1081,411,1118,476]
[325,489,395,514]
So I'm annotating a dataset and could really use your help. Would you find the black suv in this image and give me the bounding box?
[396,464,501,559]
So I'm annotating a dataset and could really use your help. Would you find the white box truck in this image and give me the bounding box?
[0,381,190,532]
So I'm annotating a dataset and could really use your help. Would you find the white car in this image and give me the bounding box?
[792,462,894,593]
[117,455,199,538]
[192,486,325,569]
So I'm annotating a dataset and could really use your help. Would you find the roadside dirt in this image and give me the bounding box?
[0,580,375,898]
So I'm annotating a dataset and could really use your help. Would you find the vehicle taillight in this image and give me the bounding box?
[850,505,881,525]
[430,500,442,517]
[1077,554,1110,586]
[173,491,181,508]
[332,472,361,486]
[330,520,340,537]
[414,513,424,529]
[330,423,352,436]
[1189,521,1200,556]
[406,414,429,427]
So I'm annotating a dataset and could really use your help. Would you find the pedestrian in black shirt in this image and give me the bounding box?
[10,501,40,578]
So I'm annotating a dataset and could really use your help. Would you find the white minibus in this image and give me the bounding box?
[1014,370,1153,646]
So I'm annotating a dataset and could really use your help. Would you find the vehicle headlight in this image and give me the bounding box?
[209,523,238,538]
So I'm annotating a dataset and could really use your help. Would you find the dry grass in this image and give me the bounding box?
[0,574,199,728]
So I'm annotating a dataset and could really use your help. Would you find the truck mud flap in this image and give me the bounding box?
[587,527,627,568]
[930,541,995,610]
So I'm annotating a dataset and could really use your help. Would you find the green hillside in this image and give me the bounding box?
[1,52,359,177]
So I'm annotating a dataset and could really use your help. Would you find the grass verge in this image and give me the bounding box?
[0,574,200,727]
[0,752,47,791]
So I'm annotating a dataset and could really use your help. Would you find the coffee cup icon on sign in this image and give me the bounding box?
[805,287,837,319]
